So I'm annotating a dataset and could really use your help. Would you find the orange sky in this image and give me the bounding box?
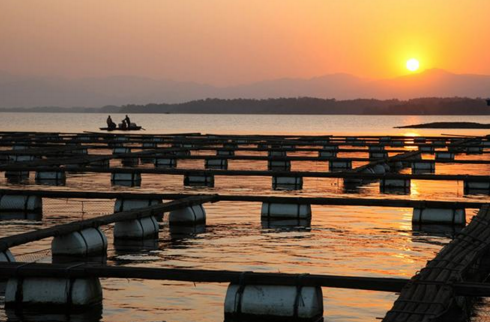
[1,0,489,85]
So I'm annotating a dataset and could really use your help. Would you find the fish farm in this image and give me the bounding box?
[1,131,490,321]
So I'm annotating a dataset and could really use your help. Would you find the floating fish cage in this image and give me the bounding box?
[0,131,489,321]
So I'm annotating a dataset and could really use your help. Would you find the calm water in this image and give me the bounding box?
[0,112,490,136]
[0,113,490,322]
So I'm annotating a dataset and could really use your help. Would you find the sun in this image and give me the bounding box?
[406,58,420,72]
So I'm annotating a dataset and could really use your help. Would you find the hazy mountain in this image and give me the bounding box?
[369,69,490,99]
[0,69,489,108]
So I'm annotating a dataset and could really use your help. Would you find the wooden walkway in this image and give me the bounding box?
[384,204,490,321]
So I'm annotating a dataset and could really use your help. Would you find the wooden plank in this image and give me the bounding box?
[0,262,410,292]
[0,188,485,208]
[0,262,489,296]
[1,164,490,182]
[383,205,490,321]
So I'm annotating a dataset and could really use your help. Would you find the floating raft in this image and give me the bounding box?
[384,204,490,321]
[1,131,490,321]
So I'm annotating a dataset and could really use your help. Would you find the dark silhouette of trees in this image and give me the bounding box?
[119,97,489,115]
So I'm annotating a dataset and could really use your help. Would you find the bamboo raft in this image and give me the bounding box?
[384,205,490,321]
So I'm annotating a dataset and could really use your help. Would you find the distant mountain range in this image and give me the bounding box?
[0,69,489,109]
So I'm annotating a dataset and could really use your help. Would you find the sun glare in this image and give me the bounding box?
[406,58,420,72]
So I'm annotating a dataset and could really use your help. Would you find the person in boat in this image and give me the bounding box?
[106,115,116,130]
[124,115,131,128]
[120,120,127,130]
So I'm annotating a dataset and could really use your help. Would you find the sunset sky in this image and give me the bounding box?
[1,0,489,86]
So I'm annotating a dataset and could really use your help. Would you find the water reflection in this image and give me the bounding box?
[226,316,324,322]
[261,218,311,232]
[52,255,107,265]
[0,212,42,221]
[5,304,103,322]
[1,127,490,321]
[113,238,159,254]
[412,224,463,239]
[5,172,30,184]
[169,224,206,241]
[464,188,490,196]
[380,186,410,195]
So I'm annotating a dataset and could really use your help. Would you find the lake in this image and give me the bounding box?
[1,112,490,136]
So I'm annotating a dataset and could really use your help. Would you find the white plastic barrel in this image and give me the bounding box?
[155,158,178,168]
[329,160,352,170]
[467,147,483,154]
[412,208,465,225]
[319,150,337,158]
[268,160,291,171]
[184,174,214,187]
[115,136,129,142]
[224,284,323,321]
[411,161,435,171]
[76,135,91,141]
[169,204,206,225]
[313,139,329,145]
[391,140,404,147]
[380,136,391,142]
[269,150,287,157]
[0,195,42,213]
[114,198,163,221]
[8,155,38,163]
[113,147,131,154]
[261,203,312,219]
[89,159,110,167]
[5,170,30,180]
[73,148,88,155]
[369,145,385,151]
[143,142,157,148]
[205,159,228,170]
[217,149,235,156]
[174,150,191,156]
[272,176,303,190]
[381,178,410,189]
[322,145,338,151]
[51,227,108,256]
[464,180,490,192]
[432,140,446,147]
[35,171,66,181]
[419,146,435,153]
[114,216,159,239]
[435,152,455,160]
[369,152,388,159]
[5,277,102,306]
[111,172,141,186]
[122,158,139,166]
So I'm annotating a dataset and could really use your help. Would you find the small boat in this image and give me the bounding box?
[100,123,143,131]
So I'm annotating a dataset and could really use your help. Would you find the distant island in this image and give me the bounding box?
[1,97,489,115]
[395,122,490,129]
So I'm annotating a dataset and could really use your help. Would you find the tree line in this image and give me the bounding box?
[119,97,489,115]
